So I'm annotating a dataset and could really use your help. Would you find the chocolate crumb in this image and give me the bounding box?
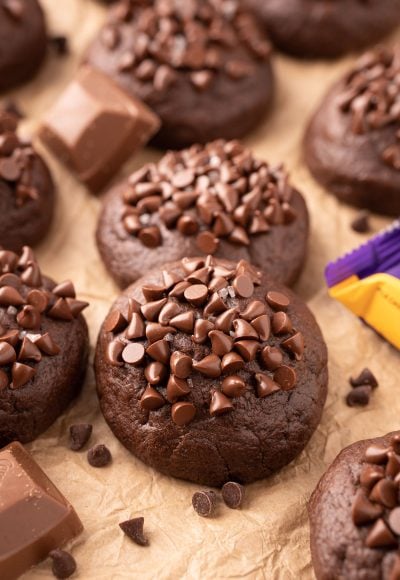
[49,35,69,56]
[221,481,245,509]
[350,368,379,389]
[119,517,149,546]
[351,211,370,233]
[69,423,93,451]
[87,444,112,467]
[49,549,76,579]
[346,385,372,407]
[192,491,217,517]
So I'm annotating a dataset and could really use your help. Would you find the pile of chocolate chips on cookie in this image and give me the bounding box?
[101,0,270,92]
[122,139,297,250]
[104,256,304,426]
[0,110,39,206]
[0,246,88,390]
[337,46,400,170]
[352,434,400,571]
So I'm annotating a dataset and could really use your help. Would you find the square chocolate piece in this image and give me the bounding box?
[0,442,83,580]
[39,66,160,192]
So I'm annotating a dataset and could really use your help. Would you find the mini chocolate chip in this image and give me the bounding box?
[87,444,112,467]
[49,549,76,579]
[192,491,217,518]
[351,210,370,233]
[69,423,93,451]
[222,482,245,509]
[119,517,149,546]
[346,385,372,407]
[350,368,378,389]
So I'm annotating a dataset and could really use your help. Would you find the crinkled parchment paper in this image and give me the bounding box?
[6,2,399,578]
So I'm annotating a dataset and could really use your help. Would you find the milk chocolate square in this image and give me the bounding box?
[0,442,83,580]
[39,66,160,192]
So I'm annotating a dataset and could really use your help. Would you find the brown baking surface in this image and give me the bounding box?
[8,2,399,578]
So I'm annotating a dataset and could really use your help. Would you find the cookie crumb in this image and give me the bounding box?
[49,549,76,579]
[222,482,245,509]
[119,517,149,546]
[351,211,370,233]
[69,423,92,451]
[192,491,217,517]
[87,444,111,467]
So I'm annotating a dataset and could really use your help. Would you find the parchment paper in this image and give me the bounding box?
[7,1,399,578]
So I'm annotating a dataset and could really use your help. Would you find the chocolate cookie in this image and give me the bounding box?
[0,0,47,90]
[0,246,89,447]
[309,432,400,580]
[243,0,400,59]
[95,256,328,486]
[96,139,309,289]
[85,0,273,149]
[0,110,55,251]
[304,47,400,216]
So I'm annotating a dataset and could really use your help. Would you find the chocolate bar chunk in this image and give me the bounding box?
[0,442,83,580]
[38,66,160,193]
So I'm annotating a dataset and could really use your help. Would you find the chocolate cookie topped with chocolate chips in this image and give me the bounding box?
[0,246,89,447]
[0,0,48,90]
[97,139,309,288]
[305,46,400,216]
[95,256,327,486]
[243,0,400,59]
[0,110,55,251]
[310,432,400,580]
[85,0,273,148]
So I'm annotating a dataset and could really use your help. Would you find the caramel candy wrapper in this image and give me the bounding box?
[0,442,83,580]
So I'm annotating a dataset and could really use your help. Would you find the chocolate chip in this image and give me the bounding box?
[221,375,246,398]
[209,389,234,416]
[255,373,280,398]
[209,330,233,356]
[122,342,145,366]
[11,362,35,389]
[346,385,372,407]
[192,491,217,517]
[365,518,397,549]
[369,478,397,508]
[364,444,389,464]
[170,351,192,378]
[266,291,290,311]
[196,231,219,254]
[350,368,378,389]
[120,517,149,546]
[18,337,41,362]
[49,35,69,56]
[221,352,245,374]
[271,311,292,335]
[352,489,383,525]
[234,340,259,362]
[221,482,245,509]
[138,226,161,248]
[351,210,370,233]
[104,310,128,333]
[388,507,400,535]
[49,549,77,579]
[140,385,165,410]
[146,339,170,364]
[171,401,196,426]
[169,311,195,333]
[273,365,296,390]
[281,332,304,360]
[0,342,16,365]
[87,444,112,468]
[184,284,208,306]
[166,375,190,403]
[69,423,93,451]
[125,313,146,340]
[232,275,254,298]
[193,354,221,378]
